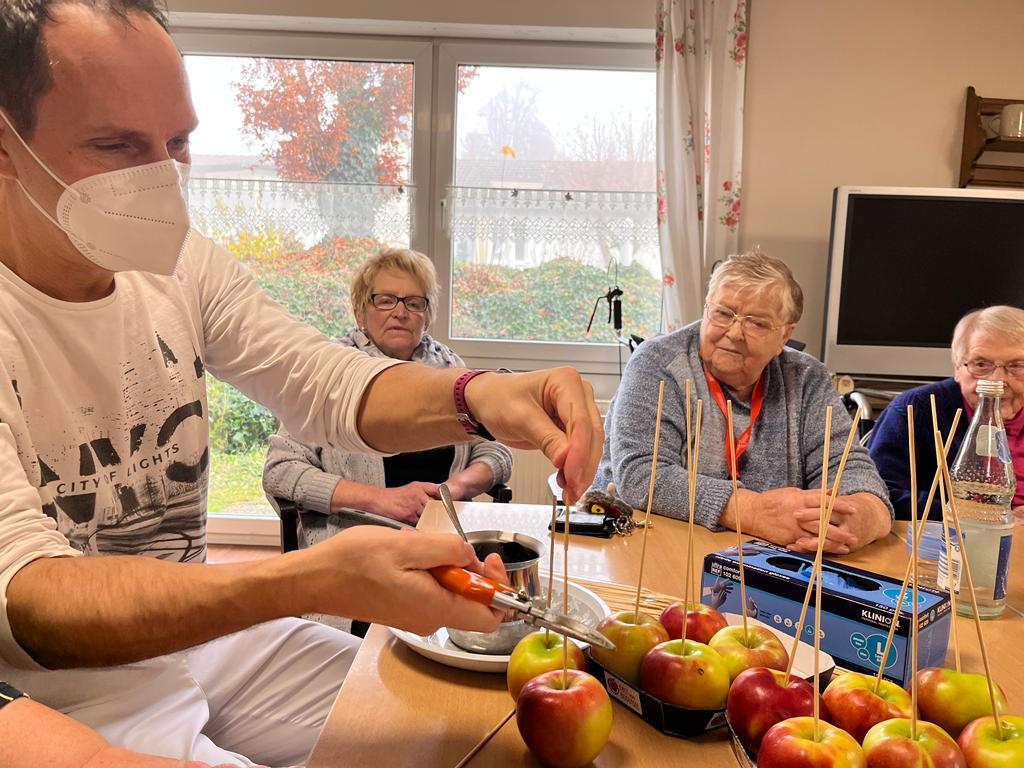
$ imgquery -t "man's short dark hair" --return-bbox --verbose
[0,0,168,137]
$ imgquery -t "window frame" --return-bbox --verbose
[431,41,655,375]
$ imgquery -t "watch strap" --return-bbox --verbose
[0,681,25,709]
[453,369,504,441]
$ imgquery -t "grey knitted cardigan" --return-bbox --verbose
[591,321,892,529]
[262,329,514,548]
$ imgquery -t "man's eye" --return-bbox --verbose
[95,143,130,151]
[749,319,773,331]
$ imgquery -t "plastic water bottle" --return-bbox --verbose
[938,379,1015,618]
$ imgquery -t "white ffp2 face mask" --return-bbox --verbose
[1,111,192,276]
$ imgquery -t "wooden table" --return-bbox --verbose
[309,503,1024,767]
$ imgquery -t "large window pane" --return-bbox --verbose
[449,66,659,346]
[184,54,414,516]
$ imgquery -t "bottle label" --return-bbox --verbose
[937,525,963,592]
[994,532,1012,601]
[974,425,1004,459]
[996,431,1011,464]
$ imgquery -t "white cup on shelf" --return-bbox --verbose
[991,103,1024,140]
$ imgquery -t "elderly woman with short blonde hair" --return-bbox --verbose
[592,249,893,554]
[263,247,513,532]
[870,304,1024,521]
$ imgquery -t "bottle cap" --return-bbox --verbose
[976,379,1005,397]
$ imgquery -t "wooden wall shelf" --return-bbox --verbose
[958,86,1024,188]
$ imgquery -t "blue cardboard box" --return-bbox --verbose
[700,541,951,687]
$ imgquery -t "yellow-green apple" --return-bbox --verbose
[758,716,866,768]
[707,624,789,681]
[660,601,728,644]
[638,638,730,709]
[507,630,586,700]
[822,671,913,743]
[516,668,613,768]
[862,718,966,767]
[957,714,1024,768]
[727,666,822,753]
[590,610,669,686]
[916,668,1009,740]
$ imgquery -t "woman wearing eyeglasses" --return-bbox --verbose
[263,247,513,536]
[592,249,893,555]
[870,305,1024,522]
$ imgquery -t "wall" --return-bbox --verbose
[741,0,1024,357]
[166,0,652,35]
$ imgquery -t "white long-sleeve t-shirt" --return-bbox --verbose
[0,231,397,673]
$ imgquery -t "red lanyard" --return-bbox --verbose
[702,365,765,478]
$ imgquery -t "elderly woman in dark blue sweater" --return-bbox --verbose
[869,305,1024,521]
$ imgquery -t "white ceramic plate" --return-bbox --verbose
[388,577,610,674]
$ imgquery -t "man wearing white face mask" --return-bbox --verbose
[0,2,604,766]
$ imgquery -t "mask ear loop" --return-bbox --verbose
[0,110,78,196]
[0,110,83,233]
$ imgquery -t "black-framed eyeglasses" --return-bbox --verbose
[369,293,430,313]
[704,303,784,338]
[961,359,1024,379]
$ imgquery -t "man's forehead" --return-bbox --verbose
[41,6,185,107]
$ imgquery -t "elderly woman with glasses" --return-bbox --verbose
[263,248,513,533]
[591,249,892,554]
[870,305,1024,522]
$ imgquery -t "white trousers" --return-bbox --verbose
[59,618,358,766]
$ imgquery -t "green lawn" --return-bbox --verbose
[207,447,273,514]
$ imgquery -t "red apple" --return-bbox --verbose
[957,714,1024,768]
[506,630,586,700]
[589,610,669,686]
[758,716,866,768]
[708,624,789,681]
[727,666,822,754]
[638,638,730,709]
[916,668,1009,740]
[516,668,613,768]
[862,718,966,767]
[822,671,913,743]
[660,600,728,644]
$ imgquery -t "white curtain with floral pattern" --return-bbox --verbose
[656,0,748,331]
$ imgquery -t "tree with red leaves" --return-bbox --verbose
[234,59,413,184]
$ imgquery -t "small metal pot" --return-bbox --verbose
[447,529,543,654]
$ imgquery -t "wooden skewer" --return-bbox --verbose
[633,380,666,619]
[908,406,919,741]
[561,404,574,683]
[930,398,962,672]
[725,400,748,640]
[872,410,961,694]
[546,495,557,644]
[935,427,1004,741]
[682,380,692,646]
[688,404,702,607]
[785,408,861,679]
[452,706,516,768]
[812,405,832,744]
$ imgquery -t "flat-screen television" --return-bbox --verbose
[823,185,1024,379]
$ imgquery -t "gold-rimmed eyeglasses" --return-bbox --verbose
[961,359,1024,379]
[704,304,784,338]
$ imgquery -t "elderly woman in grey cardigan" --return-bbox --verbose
[263,248,513,546]
[592,250,892,555]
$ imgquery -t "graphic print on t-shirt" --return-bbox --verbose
[28,331,210,562]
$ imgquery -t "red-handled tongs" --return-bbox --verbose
[430,565,615,650]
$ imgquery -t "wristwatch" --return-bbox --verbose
[453,369,508,441]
